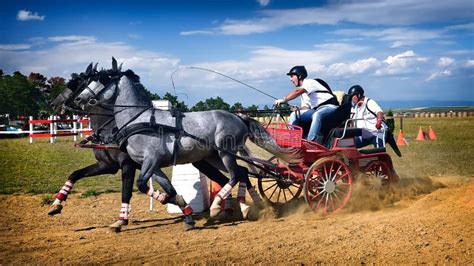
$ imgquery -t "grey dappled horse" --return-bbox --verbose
[73,60,301,229]
[49,65,245,231]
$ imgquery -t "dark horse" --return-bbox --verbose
[73,59,302,229]
[49,68,139,232]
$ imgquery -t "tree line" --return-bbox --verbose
[0,70,286,119]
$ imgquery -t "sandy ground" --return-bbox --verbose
[0,176,473,264]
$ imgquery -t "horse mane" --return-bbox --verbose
[120,69,150,101]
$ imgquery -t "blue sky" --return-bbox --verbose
[1,0,473,107]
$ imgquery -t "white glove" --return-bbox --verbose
[274,98,286,106]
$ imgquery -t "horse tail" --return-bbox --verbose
[238,115,303,163]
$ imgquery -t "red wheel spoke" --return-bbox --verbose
[324,193,329,213]
[332,190,343,205]
[332,164,343,181]
[329,161,335,178]
[335,172,349,181]
[311,189,323,202]
[329,194,336,212]
[323,164,329,181]
[311,176,324,186]
[336,182,351,187]
[316,193,325,209]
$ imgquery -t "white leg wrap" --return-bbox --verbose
[240,202,251,219]
[53,198,62,205]
[216,183,233,200]
[56,180,74,201]
[119,203,129,220]
[210,195,224,217]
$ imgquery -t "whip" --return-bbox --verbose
[170,66,278,100]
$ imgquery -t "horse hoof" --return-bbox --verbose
[109,225,122,233]
[109,220,128,233]
[184,223,195,231]
[215,211,233,222]
[48,204,63,216]
[183,215,195,231]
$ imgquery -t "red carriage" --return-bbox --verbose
[253,121,399,214]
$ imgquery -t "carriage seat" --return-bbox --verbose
[331,128,362,138]
[323,127,362,149]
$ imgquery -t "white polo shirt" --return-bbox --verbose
[300,79,333,109]
[351,97,387,138]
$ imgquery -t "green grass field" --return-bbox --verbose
[0,117,473,195]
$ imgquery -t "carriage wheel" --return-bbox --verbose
[365,161,394,187]
[257,156,303,206]
[304,157,352,213]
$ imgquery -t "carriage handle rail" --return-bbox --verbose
[339,118,386,148]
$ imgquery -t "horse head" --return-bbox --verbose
[73,58,125,108]
[51,63,101,114]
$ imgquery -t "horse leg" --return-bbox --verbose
[109,160,136,232]
[209,151,241,218]
[48,162,118,215]
[135,158,195,231]
[238,147,264,206]
[193,160,234,220]
[151,169,196,231]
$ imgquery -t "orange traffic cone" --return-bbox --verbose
[209,181,221,203]
[428,126,437,140]
[396,129,408,146]
[415,127,426,141]
[209,181,225,209]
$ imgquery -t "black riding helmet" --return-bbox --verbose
[348,85,364,98]
[286,66,308,80]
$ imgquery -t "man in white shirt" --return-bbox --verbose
[274,66,338,143]
[348,85,387,148]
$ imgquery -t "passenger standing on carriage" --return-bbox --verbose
[348,85,387,148]
[274,66,338,143]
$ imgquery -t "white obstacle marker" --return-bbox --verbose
[167,163,210,214]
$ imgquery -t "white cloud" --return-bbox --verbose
[445,22,474,31]
[17,10,45,21]
[128,34,142,39]
[0,44,31,51]
[327,57,380,76]
[257,0,270,7]
[465,60,474,67]
[180,30,215,36]
[438,57,455,67]
[335,27,443,48]
[384,50,416,64]
[375,50,427,76]
[48,35,96,43]
[426,70,452,81]
[0,37,180,94]
[184,0,473,35]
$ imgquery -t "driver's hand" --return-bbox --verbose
[375,119,382,129]
[274,98,286,106]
